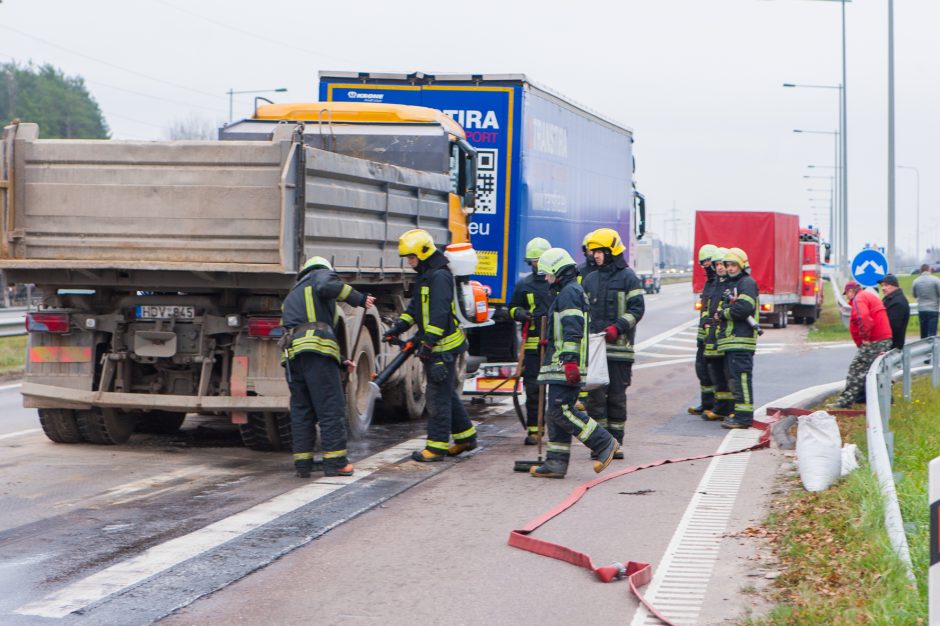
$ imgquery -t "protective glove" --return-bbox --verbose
[429,360,448,383]
[604,325,619,343]
[563,361,581,385]
[492,308,511,322]
[416,342,434,362]
[512,308,533,323]
[538,338,549,348]
[382,320,408,343]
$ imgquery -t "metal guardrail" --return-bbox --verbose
[865,335,939,582]
[0,307,27,337]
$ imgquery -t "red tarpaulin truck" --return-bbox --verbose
[693,211,824,328]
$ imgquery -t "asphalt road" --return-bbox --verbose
[0,283,858,625]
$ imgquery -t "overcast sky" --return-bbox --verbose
[2,0,937,265]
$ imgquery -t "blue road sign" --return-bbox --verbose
[851,249,888,286]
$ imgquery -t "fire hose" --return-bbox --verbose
[507,411,784,625]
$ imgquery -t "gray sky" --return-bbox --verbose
[2,0,937,265]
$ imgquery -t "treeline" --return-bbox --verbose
[1,62,109,139]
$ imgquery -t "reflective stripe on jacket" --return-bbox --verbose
[716,272,760,353]
[582,255,645,362]
[398,251,467,354]
[281,268,366,362]
[538,270,589,385]
[508,271,552,351]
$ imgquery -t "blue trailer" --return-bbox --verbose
[319,72,646,364]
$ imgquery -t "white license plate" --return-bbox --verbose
[135,305,195,320]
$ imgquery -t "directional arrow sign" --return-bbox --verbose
[851,249,888,287]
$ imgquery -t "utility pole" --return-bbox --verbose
[886,0,896,270]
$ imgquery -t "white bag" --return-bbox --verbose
[583,332,610,390]
[840,443,860,477]
[796,411,843,492]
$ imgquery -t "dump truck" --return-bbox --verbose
[319,72,646,395]
[0,101,483,449]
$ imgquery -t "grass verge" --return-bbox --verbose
[0,335,26,374]
[752,378,940,624]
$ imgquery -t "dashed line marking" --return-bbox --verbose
[0,428,40,441]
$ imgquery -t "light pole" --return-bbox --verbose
[227,87,288,123]
[898,165,920,263]
[805,175,835,242]
[795,130,839,262]
[887,0,896,269]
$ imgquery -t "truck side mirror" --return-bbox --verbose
[634,191,646,240]
[458,138,477,211]
[824,242,832,264]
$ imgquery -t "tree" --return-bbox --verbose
[165,113,218,140]
[0,61,109,139]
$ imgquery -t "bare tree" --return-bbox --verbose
[165,113,219,140]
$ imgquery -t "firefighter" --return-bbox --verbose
[688,244,718,416]
[530,247,619,479]
[703,248,734,420]
[507,237,553,445]
[713,247,759,429]
[282,256,375,478]
[582,228,645,456]
[578,231,598,282]
[383,229,477,462]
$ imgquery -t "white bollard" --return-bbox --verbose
[930,457,940,624]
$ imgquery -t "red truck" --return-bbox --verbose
[693,211,825,328]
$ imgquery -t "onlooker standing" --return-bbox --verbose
[828,281,893,409]
[878,274,910,350]
[912,264,940,338]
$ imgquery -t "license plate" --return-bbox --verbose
[135,305,195,320]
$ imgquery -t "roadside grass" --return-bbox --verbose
[0,335,26,373]
[753,378,940,624]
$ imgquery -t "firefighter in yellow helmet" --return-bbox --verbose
[282,256,375,478]
[581,227,645,457]
[702,248,734,420]
[506,237,553,444]
[383,229,477,461]
[688,244,719,416]
[578,230,598,282]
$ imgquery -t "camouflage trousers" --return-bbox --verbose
[837,338,893,406]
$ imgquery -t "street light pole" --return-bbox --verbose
[898,165,920,263]
[887,0,896,269]
[227,87,288,123]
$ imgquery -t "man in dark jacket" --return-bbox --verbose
[879,274,910,350]
[529,247,619,479]
[282,256,374,478]
[383,229,476,462]
[582,228,645,456]
[506,237,553,444]
[703,248,734,420]
[714,247,760,429]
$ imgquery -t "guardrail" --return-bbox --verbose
[0,308,26,337]
[865,335,939,582]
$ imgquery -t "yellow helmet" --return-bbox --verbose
[698,244,718,262]
[724,247,749,270]
[581,231,595,251]
[712,247,729,262]
[524,237,552,261]
[584,227,626,256]
[398,229,436,261]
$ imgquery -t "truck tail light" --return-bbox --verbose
[694,301,703,311]
[760,303,773,312]
[802,271,818,295]
[26,312,70,333]
[248,317,283,338]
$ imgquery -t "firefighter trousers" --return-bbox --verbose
[288,352,348,471]
[723,350,754,425]
[424,352,477,455]
[586,359,632,444]
[544,384,616,467]
[705,355,734,416]
[522,351,543,435]
[694,340,715,410]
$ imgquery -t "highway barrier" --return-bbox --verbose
[929,456,940,624]
[0,307,27,337]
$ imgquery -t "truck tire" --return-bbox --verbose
[239,411,292,451]
[345,327,376,440]
[76,408,136,445]
[404,357,427,421]
[136,411,187,435]
[38,408,83,443]
[804,314,817,325]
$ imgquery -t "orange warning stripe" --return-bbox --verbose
[29,347,92,363]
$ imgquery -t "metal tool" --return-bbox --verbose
[361,336,416,426]
[513,316,548,472]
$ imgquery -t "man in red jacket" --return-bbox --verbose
[829,281,894,408]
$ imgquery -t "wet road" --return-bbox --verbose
[0,283,858,624]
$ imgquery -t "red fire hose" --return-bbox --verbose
[508,412,785,625]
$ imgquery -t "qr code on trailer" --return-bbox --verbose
[474,149,498,215]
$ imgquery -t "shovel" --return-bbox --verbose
[361,337,416,426]
[514,317,547,472]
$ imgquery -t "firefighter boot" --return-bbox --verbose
[411,449,445,463]
[593,437,619,474]
[524,434,539,446]
[529,458,568,479]
[687,405,706,416]
[324,463,354,477]
[702,409,730,422]
[294,460,313,479]
[447,438,478,457]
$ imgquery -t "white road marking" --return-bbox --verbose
[634,319,698,353]
[633,358,697,370]
[0,428,40,441]
[0,382,23,392]
[14,437,427,619]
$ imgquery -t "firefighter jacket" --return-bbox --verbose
[508,270,552,352]
[537,267,588,385]
[715,271,760,352]
[399,251,467,354]
[281,267,367,363]
[582,254,645,362]
[704,275,727,357]
[697,266,718,341]
[576,259,597,285]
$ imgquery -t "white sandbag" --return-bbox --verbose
[583,332,610,390]
[840,443,860,477]
[796,411,843,492]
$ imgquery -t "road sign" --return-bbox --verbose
[851,249,888,287]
